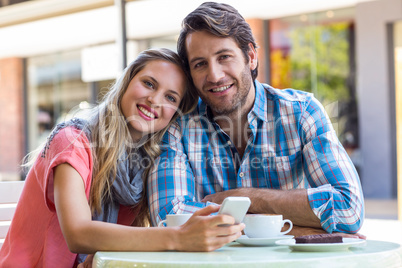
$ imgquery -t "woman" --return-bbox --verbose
[0,48,244,268]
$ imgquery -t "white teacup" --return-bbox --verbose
[243,214,293,238]
[158,214,192,227]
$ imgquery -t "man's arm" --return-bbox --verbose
[202,187,366,238]
[300,97,364,234]
[204,95,364,234]
[202,188,321,228]
[147,122,210,226]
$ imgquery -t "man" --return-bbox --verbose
[147,2,364,236]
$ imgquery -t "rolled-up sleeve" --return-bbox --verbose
[147,122,208,226]
[301,97,364,233]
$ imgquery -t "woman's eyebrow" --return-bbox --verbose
[147,76,158,85]
[167,89,182,98]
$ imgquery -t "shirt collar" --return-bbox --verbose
[198,98,209,118]
[252,80,268,123]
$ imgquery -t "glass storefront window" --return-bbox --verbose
[25,37,177,152]
[269,8,360,171]
[27,50,91,151]
[0,0,30,8]
[394,21,402,218]
[149,35,177,51]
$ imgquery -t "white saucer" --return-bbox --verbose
[236,235,294,246]
[275,238,367,252]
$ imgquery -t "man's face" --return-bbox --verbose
[185,31,257,117]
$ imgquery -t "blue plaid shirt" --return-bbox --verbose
[148,80,364,233]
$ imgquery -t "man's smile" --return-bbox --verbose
[209,84,233,94]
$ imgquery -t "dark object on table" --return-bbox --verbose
[295,234,343,244]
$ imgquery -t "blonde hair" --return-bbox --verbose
[23,48,198,226]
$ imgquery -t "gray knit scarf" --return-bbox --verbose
[43,118,145,263]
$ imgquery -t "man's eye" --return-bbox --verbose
[194,62,206,69]
[220,55,230,60]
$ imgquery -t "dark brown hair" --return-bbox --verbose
[177,2,258,80]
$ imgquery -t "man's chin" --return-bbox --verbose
[208,104,238,117]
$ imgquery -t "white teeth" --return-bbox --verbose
[138,106,155,118]
[211,85,230,92]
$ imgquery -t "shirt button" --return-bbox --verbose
[227,141,232,145]
[239,172,244,178]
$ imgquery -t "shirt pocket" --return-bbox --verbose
[263,154,300,189]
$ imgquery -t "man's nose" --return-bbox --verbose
[206,62,224,83]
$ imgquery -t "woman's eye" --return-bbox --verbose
[144,81,154,88]
[166,95,177,103]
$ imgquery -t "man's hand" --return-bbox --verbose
[202,188,321,228]
[288,225,366,239]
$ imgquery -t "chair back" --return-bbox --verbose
[0,181,24,249]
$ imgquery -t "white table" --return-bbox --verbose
[93,240,402,268]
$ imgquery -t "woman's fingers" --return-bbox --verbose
[192,205,220,216]
[189,205,245,232]
[188,205,236,227]
[203,231,243,251]
[215,223,245,237]
[194,215,245,238]
[77,254,94,268]
[176,208,246,252]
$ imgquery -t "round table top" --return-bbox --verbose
[93,240,402,268]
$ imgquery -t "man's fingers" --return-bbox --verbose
[355,233,366,240]
[336,232,366,240]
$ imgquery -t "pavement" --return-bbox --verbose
[361,199,401,245]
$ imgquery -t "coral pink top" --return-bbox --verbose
[0,127,137,268]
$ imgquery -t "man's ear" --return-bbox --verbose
[248,43,258,70]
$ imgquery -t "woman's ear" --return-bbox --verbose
[248,43,258,71]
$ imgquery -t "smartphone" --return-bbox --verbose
[218,196,251,224]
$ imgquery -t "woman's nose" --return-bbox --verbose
[147,93,161,107]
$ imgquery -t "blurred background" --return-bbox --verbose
[0,0,400,224]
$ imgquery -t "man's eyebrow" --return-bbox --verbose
[189,56,204,65]
[189,48,235,65]
[215,48,234,55]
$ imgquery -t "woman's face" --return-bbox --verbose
[121,60,186,141]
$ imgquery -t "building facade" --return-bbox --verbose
[0,0,401,210]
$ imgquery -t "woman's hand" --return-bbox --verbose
[77,255,94,268]
[173,205,245,252]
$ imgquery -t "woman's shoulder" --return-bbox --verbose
[42,122,92,159]
[53,126,89,144]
